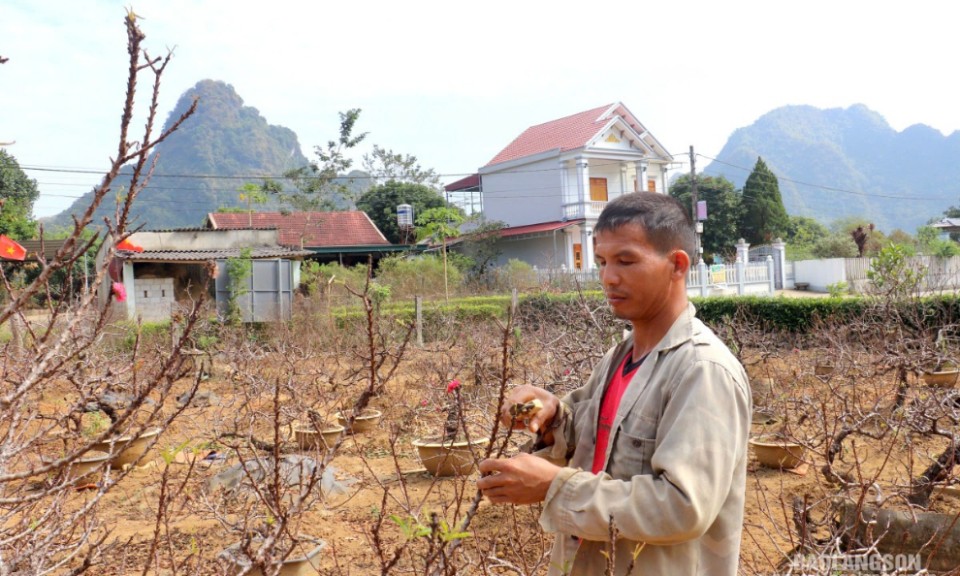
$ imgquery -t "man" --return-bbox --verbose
[477,192,750,575]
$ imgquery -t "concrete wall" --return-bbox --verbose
[793,258,846,292]
[481,156,560,226]
[133,277,174,322]
[492,234,568,269]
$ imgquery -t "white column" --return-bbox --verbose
[576,157,590,208]
[736,238,750,264]
[122,260,136,320]
[619,164,628,195]
[585,227,596,270]
[772,237,787,289]
[559,160,569,212]
[662,164,669,195]
[634,160,647,193]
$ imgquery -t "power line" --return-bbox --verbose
[697,153,953,202]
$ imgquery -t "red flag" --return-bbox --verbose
[0,235,26,261]
[116,238,144,253]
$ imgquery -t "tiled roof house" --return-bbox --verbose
[447,102,674,271]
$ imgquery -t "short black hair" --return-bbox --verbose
[594,192,696,259]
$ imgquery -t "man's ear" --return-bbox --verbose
[671,250,691,277]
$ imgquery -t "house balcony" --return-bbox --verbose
[562,200,606,220]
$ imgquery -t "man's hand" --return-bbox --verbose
[476,453,560,504]
[501,385,560,435]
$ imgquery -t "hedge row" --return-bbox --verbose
[329,292,960,335]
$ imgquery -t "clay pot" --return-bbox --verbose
[219,538,325,576]
[749,436,806,469]
[921,369,959,387]
[44,450,112,482]
[335,409,382,434]
[814,364,835,377]
[412,437,490,477]
[91,427,162,469]
[294,425,344,451]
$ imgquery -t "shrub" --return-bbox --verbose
[376,254,461,299]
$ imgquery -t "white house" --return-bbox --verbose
[447,102,674,270]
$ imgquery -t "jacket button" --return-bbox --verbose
[632,439,642,448]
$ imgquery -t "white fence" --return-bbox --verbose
[534,258,776,297]
[793,255,960,294]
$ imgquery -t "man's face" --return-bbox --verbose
[593,224,678,323]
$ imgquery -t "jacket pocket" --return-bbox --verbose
[608,431,656,479]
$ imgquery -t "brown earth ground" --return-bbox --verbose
[31,344,960,575]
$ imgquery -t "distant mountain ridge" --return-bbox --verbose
[48,80,310,229]
[703,104,960,233]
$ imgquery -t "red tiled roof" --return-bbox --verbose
[486,104,616,167]
[207,212,390,248]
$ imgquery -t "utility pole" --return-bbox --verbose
[689,145,700,264]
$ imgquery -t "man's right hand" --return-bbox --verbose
[501,385,560,438]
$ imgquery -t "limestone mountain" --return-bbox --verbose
[48,80,310,229]
[702,104,960,234]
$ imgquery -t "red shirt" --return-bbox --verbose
[591,353,643,474]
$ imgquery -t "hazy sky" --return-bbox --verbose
[3,0,959,219]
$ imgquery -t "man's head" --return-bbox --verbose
[594,192,696,261]
[592,193,694,327]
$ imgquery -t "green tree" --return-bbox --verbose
[938,202,960,242]
[738,157,789,245]
[361,145,440,187]
[0,150,39,238]
[783,216,829,260]
[669,174,742,259]
[356,181,448,244]
[455,217,507,281]
[281,109,368,211]
[916,225,960,257]
[416,207,465,302]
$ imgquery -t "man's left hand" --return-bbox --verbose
[477,453,561,504]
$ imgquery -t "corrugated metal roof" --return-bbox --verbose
[499,219,584,238]
[126,247,311,262]
[19,239,70,261]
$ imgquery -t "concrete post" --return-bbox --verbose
[698,260,709,297]
[415,296,423,347]
[737,259,746,295]
[772,237,787,289]
[736,238,750,266]
[767,255,776,295]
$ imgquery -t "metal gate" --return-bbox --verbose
[748,245,782,289]
[215,259,294,322]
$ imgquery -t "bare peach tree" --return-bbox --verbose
[0,13,202,575]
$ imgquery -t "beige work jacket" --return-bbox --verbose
[535,304,751,575]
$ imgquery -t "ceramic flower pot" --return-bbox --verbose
[219,538,325,576]
[412,437,490,477]
[294,424,344,451]
[749,436,806,469]
[92,427,162,469]
[921,368,959,387]
[814,364,835,377]
[44,450,112,482]
[335,409,382,434]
